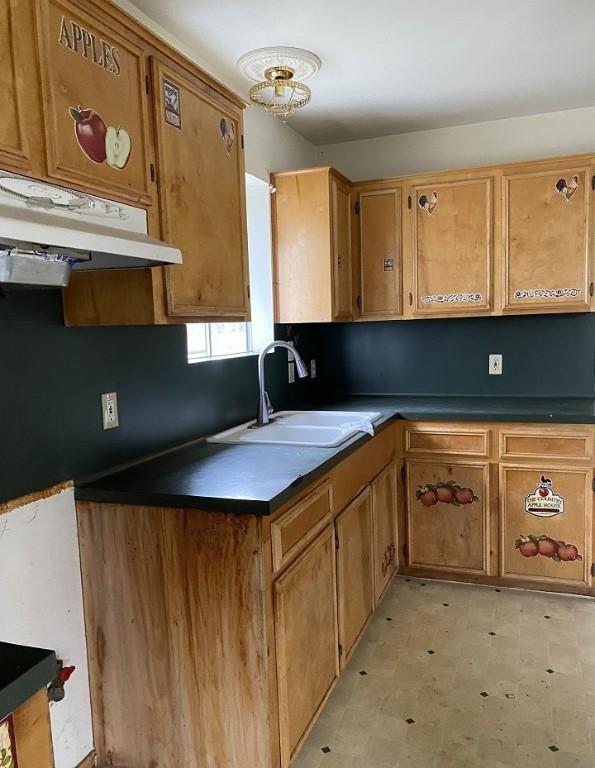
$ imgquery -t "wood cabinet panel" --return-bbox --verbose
[405,427,490,458]
[503,166,591,312]
[336,488,374,666]
[152,59,249,318]
[359,189,402,318]
[271,480,333,574]
[0,1,40,173]
[332,175,353,320]
[410,177,492,315]
[405,459,490,574]
[11,688,55,768]
[371,462,398,603]
[500,428,593,463]
[35,0,152,203]
[274,525,339,767]
[500,465,592,587]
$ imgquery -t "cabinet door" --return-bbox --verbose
[372,463,398,603]
[35,0,152,203]
[331,175,353,320]
[503,166,591,312]
[0,1,40,174]
[335,488,374,666]
[152,59,249,319]
[405,460,490,575]
[274,525,339,768]
[359,189,402,318]
[500,465,592,588]
[410,177,492,315]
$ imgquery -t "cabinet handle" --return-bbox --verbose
[590,282,594,297]
[408,292,413,306]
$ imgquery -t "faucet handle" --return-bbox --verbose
[264,391,273,415]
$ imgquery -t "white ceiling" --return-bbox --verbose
[130,0,595,146]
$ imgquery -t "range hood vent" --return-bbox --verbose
[0,172,182,287]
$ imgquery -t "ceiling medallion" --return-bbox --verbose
[237,47,321,121]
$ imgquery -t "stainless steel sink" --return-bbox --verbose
[207,410,381,448]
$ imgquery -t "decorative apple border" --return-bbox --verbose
[416,480,478,507]
[515,534,582,562]
[69,106,131,170]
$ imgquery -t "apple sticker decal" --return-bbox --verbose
[105,126,131,169]
[69,106,107,164]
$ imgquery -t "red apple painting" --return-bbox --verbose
[416,480,478,507]
[515,534,582,563]
[68,106,131,169]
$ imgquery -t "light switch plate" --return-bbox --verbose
[489,354,503,375]
[101,392,119,429]
[310,359,317,379]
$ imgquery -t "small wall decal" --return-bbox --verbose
[524,475,564,518]
[513,288,581,300]
[69,106,131,169]
[421,292,483,305]
[383,258,394,272]
[0,715,17,768]
[416,480,478,507]
[163,80,181,129]
[555,175,579,202]
[515,534,582,562]
[418,191,438,215]
[220,118,235,155]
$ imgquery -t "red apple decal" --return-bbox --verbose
[455,488,474,505]
[537,537,558,558]
[515,534,581,562]
[69,106,107,164]
[420,490,438,507]
[558,543,581,562]
[416,480,478,507]
[538,488,550,498]
[436,486,455,504]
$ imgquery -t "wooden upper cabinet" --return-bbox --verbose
[409,176,493,316]
[335,488,374,666]
[273,167,352,323]
[35,0,152,204]
[358,188,402,319]
[502,164,592,313]
[151,58,249,319]
[371,462,398,603]
[0,1,42,174]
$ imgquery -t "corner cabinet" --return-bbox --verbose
[272,167,353,323]
[35,0,153,204]
[502,162,593,313]
[356,187,403,319]
[406,175,493,317]
[151,58,249,319]
[371,461,399,601]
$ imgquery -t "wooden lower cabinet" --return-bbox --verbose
[405,459,490,575]
[371,462,398,602]
[335,487,374,667]
[274,524,339,768]
[500,465,592,589]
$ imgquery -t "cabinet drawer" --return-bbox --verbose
[500,429,593,462]
[405,427,489,457]
[272,481,333,573]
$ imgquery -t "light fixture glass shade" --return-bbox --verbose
[249,67,311,119]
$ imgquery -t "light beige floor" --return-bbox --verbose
[294,577,595,768]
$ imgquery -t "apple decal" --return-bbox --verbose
[69,106,107,164]
[105,126,131,169]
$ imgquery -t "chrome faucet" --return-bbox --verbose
[257,341,309,426]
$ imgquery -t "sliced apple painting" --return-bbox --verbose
[69,106,131,170]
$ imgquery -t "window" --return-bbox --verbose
[187,174,274,362]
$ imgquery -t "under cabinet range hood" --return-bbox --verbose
[0,172,182,287]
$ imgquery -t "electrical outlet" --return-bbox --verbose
[288,361,295,384]
[101,392,119,429]
[310,359,317,379]
[489,354,503,375]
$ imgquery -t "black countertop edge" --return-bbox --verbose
[0,642,58,722]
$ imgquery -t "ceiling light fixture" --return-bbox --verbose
[237,47,321,121]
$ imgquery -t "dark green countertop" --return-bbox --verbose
[0,642,58,721]
[75,396,595,516]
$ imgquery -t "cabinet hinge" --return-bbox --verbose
[400,464,406,482]
[241,135,244,149]
[150,163,156,183]
[338,643,343,658]
[145,75,150,95]
[408,195,412,209]
[356,295,361,310]
[408,291,413,306]
[335,533,340,550]
[355,200,360,215]
[246,284,250,299]
[403,544,408,558]
[590,282,594,297]
[592,175,595,191]
[592,478,595,492]
[591,563,595,578]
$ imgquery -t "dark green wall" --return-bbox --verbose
[304,313,595,398]
[0,290,316,503]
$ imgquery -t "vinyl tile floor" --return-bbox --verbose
[294,577,595,768]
